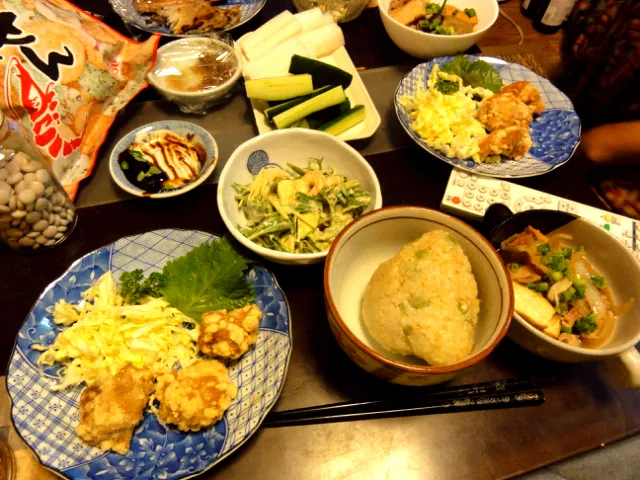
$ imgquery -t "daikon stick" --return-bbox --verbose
[244,39,315,80]
[299,23,345,58]
[241,11,296,59]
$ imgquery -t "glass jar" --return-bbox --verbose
[0,112,77,252]
[292,0,370,23]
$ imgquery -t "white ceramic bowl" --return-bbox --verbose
[109,120,218,198]
[147,38,242,113]
[324,206,513,386]
[217,129,383,265]
[378,0,499,59]
[489,211,640,388]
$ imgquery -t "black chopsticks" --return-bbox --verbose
[263,376,551,428]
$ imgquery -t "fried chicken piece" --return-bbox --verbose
[500,81,545,116]
[198,304,262,360]
[76,367,154,454]
[154,360,237,432]
[477,93,533,132]
[134,0,240,34]
[479,126,533,160]
[134,0,226,13]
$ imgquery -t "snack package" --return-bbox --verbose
[0,0,159,199]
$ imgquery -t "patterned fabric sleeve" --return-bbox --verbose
[559,0,640,129]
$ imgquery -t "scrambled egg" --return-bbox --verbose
[399,65,493,163]
[37,272,200,390]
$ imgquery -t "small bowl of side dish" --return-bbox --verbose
[487,205,640,388]
[148,38,242,114]
[217,128,382,265]
[109,120,218,198]
[378,0,499,59]
[324,206,513,386]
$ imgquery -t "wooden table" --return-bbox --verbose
[2,2,639,480]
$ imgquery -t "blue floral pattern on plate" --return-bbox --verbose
[394,56,581,178]
[7,229,292,480]
[109,0,266,35]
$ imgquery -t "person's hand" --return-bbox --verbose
[581,121,640,165]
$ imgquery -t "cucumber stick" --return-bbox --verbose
[273,86,345,129]
[245,74,313,101]
[318,105,365,136]
[264,86,332,122]
[305,99,351,129]
[289,55,353,89]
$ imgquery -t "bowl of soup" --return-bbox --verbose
[378,0,499,59]
[148,38,242,114]
[486,205,640,388]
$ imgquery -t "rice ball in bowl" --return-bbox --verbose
[324,206,513,386]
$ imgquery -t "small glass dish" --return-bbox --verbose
[292,0,370,23]
[147,37,242,114]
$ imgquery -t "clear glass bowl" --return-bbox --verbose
[292,0,370,23]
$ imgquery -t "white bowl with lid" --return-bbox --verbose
[147,38,242,113]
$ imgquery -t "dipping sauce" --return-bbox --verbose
[118,130,207,193]
[152,44,238,93]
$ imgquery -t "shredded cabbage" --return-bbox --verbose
[399,65,493,163]
[36,272,200,390]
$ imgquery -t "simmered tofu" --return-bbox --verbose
[543,314,561,339]
[512,282,556,330]
[389,0,426,26]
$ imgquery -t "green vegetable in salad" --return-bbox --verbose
[435,77,460,94]
[233,159,371,254]
[590,275,608,290]
[118,238,255,320]
[573,312,598,335]
[439,55,504,94]
[464,8,476,18]
[119,269,164,304]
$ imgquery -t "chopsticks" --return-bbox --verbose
[263,376,551,428]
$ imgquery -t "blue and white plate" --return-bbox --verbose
[109,120,218,199]
[109,0,266,36]
[395,56,581,178]
[6,229,292,480]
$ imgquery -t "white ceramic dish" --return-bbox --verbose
[148,38,242,114]
[238,43,381,141]
[489,212,640,388]
[324,206,513,386]
[110,120,218,199]
[217,129,383,265]
[378,0,499,59]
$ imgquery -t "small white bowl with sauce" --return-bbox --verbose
[109,120,218,198]
[148,38,242,114]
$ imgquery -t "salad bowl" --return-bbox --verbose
[218,129,383,265]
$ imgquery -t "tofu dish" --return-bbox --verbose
[390,0,478,35]
[501,226,633,348]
